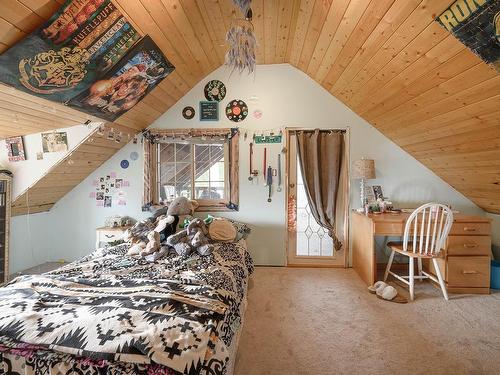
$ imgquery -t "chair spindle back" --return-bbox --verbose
[403,203,454,256]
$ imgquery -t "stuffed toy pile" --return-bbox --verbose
[166,218,213,257]
[125,196,199,257]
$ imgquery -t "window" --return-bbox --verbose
[158,141,228,203]
[144,128,239,211]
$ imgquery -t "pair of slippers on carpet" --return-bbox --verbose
[368,281,407,303]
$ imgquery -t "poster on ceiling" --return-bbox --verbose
[0,0,141,102]
[436,0,500,72]
[0,0,174,121]
[68,36,175,121]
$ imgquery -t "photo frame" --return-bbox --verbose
[372,185,384,200]
[41,132,68,153]
[5,136,26,162]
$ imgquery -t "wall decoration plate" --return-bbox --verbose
[120,159,129,169]
[204,80,226,101]
[226,99,248,122]
[130,151,139,161]
[182,106,195,119]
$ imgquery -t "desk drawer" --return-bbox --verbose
[447,256,490,288]
[450,222,491,236]
[446,236,491,256]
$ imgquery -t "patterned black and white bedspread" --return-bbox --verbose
[0,240,253,375]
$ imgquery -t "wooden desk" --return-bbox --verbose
[352,211,491,294]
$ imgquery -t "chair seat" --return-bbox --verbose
[387,241,437,258]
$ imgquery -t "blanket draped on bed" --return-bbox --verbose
[0,241,253,375]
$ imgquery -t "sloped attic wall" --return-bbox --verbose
[9,64,485,273]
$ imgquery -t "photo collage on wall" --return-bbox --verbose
[90,171,130,207]
[0,0,174,121]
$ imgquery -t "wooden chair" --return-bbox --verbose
[384,203,454,301]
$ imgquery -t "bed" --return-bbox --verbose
[0,239,253,375]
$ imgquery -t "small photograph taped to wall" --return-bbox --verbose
[115,179,123,188]
[42,132,68,153]
[96,192,104,200]
[104,196,112,207]
[372,185,384,200]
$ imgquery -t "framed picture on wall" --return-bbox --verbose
[41,132,68,153]
[5,136,26,162]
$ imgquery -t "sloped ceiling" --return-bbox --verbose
[1,0,499,213]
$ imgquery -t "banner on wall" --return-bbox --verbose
[69,36,174,121]
[436,0,500,72]
[0,0,174,119]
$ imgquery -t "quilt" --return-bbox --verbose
[0,240,253,375]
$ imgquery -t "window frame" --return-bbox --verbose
[146,128,239,212]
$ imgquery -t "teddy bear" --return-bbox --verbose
[126,197,199,257]
[166,218,213,257]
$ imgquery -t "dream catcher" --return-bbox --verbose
[225,1,256,74]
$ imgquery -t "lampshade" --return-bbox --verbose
[353,159,375,179]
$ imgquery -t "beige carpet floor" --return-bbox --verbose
[234,267,500,375]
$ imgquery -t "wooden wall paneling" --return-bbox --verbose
[138,0,208,77]
[250,0,265,63]
[345,22,449,109]
[362,46,474,120]
[371,63,497,127]
[284,0,301,63]
[159,0,217,73]
[0,16,27,47]
[328,0,421,94]
[387,95,500,141]
[177,0,224,66]
[314,0,371,83]
[335,0,451,99]
[18,0,62,19]
[379,75,500,134]
[305,0,350,76]
[1,1,44,33]
[274,0,295,64]
[195,0,228,67]
[297,0,333,71]
[288,0,316,67]
[397,110,500,147]
[263,0,278,64]
[321,0,395,89]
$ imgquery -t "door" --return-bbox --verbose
[285,129,349,267]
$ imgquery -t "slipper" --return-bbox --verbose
[368,282,408,303]
[368,281,387,294]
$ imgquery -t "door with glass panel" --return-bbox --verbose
[286,130,348,267]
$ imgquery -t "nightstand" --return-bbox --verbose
[96,226,131,248]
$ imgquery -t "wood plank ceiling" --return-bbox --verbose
[0,0,499,214]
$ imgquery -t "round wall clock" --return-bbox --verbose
[226,99,248,122]
[204,80,226,102]
[182,106,195,119]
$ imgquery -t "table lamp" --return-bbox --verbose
[353,159,375,208]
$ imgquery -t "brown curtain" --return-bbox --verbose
[143,137,157,207]
[296,129,344,250]
[228,130,240,210]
